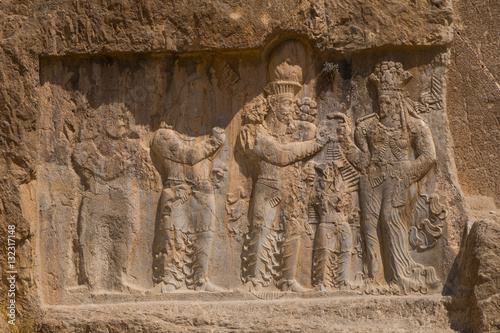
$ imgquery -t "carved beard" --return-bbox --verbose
[268,94,295,133]
[276,110,292,126]
[378,92,399,119]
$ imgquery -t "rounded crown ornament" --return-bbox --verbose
[369,61,413,94]
[265,40,308,97]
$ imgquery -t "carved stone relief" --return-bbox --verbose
[37,38,451,304]
[239,40,328,292]
[338,60,443,294]
[151,121,226,292]
[71,106,144,293]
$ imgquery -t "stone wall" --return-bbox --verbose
[0,0,498,332]
[448,0,500,207]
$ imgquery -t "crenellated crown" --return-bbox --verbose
[264,81,302,96]
[369,61,412,93]
[265,40,306,97]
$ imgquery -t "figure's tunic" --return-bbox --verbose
[239,122,323,286]
[151,128,223,288]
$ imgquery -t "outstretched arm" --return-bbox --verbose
[240,126,326,166]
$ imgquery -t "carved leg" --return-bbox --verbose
[76,195,91,289]
[191,230,222,291]
[152,188,188,292]
[79,194,126,292]
[335,221,353,289]
[358,177,383,282]
[281,235,308,292]
[189,189,222,291]
[242,183,280,289]
[312,223,332,289]
[153,222,187,291]
[380,183,439,294]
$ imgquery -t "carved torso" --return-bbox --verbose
[152,127,220,186]
[358,115,412,166]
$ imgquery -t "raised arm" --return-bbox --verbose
[152,127,224,166]
[338,123,370,172]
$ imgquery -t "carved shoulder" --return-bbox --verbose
[355,113,378,136]
[355,113,378,126]
[151,128,182,159]
[407,117,431,138]
[239,123,265,149]
[153,128,177,141]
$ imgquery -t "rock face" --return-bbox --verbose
[0,0,498,332]
[448,0,500,207]
[447,219,500,332]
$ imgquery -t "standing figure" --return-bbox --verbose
[338,61,439,294]
[151,78,226,292]
[239,40,328,292]
[310,161,354,291]
[73,109,141,293]
[308,113,360,291]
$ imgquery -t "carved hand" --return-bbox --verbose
[315,130,330,146]
[212,127,226,145]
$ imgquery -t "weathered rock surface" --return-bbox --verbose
[448,0,500,207]
[37,295,453,333]
[0,0,497,332]
[447,219,500,332]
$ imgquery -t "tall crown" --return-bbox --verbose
[265,40,307,96]
[369,61,412,93]
[264,81,302,96]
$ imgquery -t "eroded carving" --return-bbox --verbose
[240,40,328,292]
[37,33,456,309]
[226,186,250,237]
[72,107,142,293]
[338,61,441,294]
[150,81,226,292]
[309,115,359,291]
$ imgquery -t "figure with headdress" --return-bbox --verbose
[239,40,329,292]
[338,61,439,294]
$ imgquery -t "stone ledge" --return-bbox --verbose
[37,295,453,332]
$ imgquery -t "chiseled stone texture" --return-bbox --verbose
[37,295,453,333]
[0,0,497,332]
[447,219,500,333]
[447,0,500,207]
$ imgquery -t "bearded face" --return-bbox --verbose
[378,94,397,119]
[271,94,294,125]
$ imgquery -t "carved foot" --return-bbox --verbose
[235,281,263,293]
[313,283,331,292]
[195,281,223,292]
[122,282,144,295]
[338,281,351,291]
[281,280,310,293]
[146,282,177,294]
